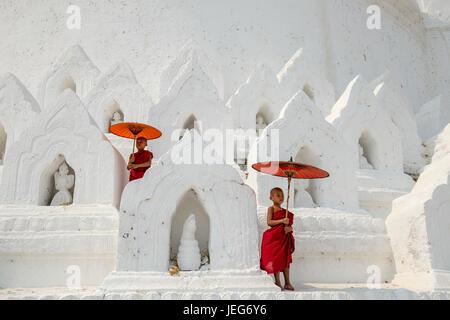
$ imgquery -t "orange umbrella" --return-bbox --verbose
[109,122,162,154]
[252,157,329,219]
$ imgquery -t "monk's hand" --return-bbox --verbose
[129,154,135,163]
[282,217,290,225]
[284,226,293,233]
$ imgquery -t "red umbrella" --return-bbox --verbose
[109,122,162,154]
[252,157,329,218]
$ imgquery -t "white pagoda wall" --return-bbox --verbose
[0,0,445,115]
[0,0,449,292]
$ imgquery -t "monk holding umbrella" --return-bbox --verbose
[110,122,162,182]
[252,157,329,290]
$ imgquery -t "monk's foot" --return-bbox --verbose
[274,282,284,290]
[284,283,295,291]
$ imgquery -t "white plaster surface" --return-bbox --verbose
[115,137,260,272]
[257,206,395,284]
[416,95,445,141]
[386,124,450,291]
[369,71,427,175]
[327,75,404,172]
[84,60,153,133]
[39,45,100,110]
[1,1,443,112]
[0,0,449,298]
[0,90,127,207]
[147,52,232,159]
[2,283,449,300]
[326,75,415,218]
[0,204,119,288]
[431,123,450,163]
[247,90,359,209]
[0,73,41,159]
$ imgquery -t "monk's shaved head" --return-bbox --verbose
[270,187,283,197]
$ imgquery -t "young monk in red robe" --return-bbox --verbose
[260,187,295,291]
[127,137,153,181]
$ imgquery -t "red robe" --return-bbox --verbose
[260,209,295,274]
[129,149,153,182]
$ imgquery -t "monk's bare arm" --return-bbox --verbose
[127,160,133,170]
[132,159,151,169]
[127,154,134,170]
[267,207,289,226]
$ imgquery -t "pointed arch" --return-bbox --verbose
[116,150,259,272]
[104,99,124,133]
[59,75,76,94]
[38,154,76,206]
[358,131,377,169]
[0,90,127,207]
[247,91,358,208]
[85,60,152,133]
[255,105,273,135]
[327,75,404,172]
[0,73,41,162]
[40,45,100,109]
[294,145,321,206]
[169,188,210,265]
[302,84,315,102]
[148,62,232,158]
[179,114,201,140]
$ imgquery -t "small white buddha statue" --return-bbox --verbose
[177,214,201,271]
[256,114,267,136]
[50,162,75,206]
[294,180,315,208]
[110,111,123,127]
[359,145,373,169]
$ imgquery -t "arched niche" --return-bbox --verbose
[247,90,359,209]
[358,132,376,169]
[294,179,315,208]
[116,150,259,272]
[38,154,76,206]
[302,84,315,102]
[59,75,76,94]
[179,114,200,140]
[104,99,124,133]
[294,145,322,207]
[170,189,210,268]
[0,122,6,165]
[327,75,404,173]
[358,131,379,170]
[255,104,274,132]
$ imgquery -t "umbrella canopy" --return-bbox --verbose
[252,157,329,219]
[252,160,329,179]
[109,122,162,140]
[109,122,162,154]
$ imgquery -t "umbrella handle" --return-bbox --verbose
[132,135,136,158]
[285,176,292,219]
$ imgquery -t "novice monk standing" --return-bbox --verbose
[127,137,153,181]
[260,187,295,291]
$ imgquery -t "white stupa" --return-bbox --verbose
[177,214,201,271]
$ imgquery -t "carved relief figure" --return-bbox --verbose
[110,111,123,127]
[50,162,74,206]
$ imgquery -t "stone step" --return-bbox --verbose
[1,285,449,300]
[257,206,387,233]
[0,205,119,232]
